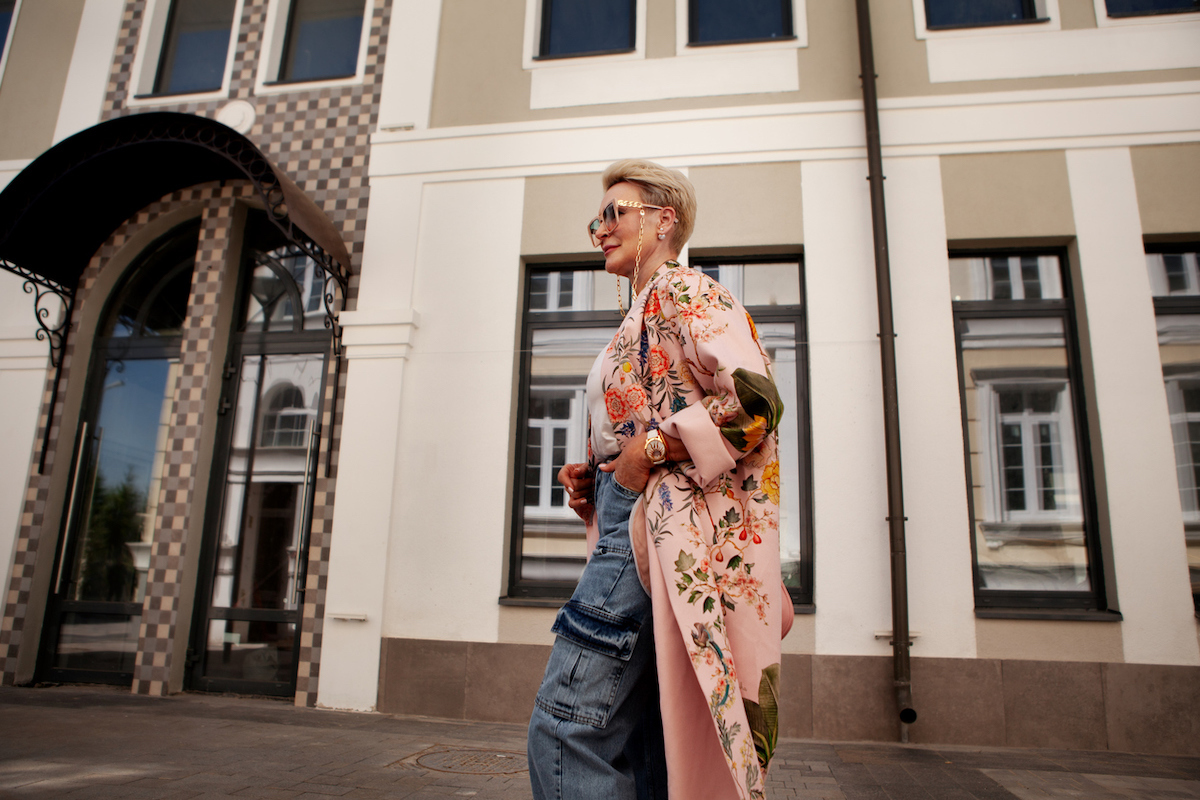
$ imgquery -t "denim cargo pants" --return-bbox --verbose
[527,469,668,800]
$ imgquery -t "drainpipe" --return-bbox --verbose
[853,0,918,740]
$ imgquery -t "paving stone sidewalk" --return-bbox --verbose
[1,685,1198,799]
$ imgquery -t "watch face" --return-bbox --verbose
[645,433,667,464]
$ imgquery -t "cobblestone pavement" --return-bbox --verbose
[1,686,1198,799]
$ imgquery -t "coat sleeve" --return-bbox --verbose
[656,271,784,486]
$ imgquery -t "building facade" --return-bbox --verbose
[0,0,1198,754]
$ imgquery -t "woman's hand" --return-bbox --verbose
[558,462,595,524]
[598,434,654,495]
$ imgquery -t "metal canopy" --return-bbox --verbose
[0,111,351,473]
[0,111,350,287]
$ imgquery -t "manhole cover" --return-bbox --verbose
[416,749,528,774]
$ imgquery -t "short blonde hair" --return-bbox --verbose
[602,159,696,253]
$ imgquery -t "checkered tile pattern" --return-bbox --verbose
[3,0,386,702]
[130,186,244,696]
[0,184,225,687]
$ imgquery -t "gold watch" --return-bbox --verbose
[644,429,668,465]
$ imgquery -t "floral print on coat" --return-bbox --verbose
[586,263,784,800]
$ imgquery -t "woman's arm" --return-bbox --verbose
[597,430,689,494]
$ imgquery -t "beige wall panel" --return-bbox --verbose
[429,0,863,128]
[646,0,675,59]
[0,0,86,159]
[941,151,1075,241]
[431,0,532,128]
[976,618,1124,662]
[1131,143,1200,236]
[522,172,603,256]
[868,0,1198,99]
[689,162,803,249]
[1059,0,1098,29]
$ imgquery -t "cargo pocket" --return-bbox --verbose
[534,600,642,727]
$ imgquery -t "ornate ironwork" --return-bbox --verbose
[0,259,76,473]
[0,112,353,475]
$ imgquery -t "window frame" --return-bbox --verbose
[911,0,1060,39]
[535,0,637,61]
[0,0,20,86]
[1147,241,1200,616]
[685,0,796,47]
[522,0,647,71]
[951,248,1109,613]
[1101,0,1200,19]
[128,0,242,103]
[922,0,1047,30]
[506,257,814,608]
[254,0,374,95]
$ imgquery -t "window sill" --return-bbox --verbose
[975,608,1123,622]
[499,596,565,608]
[686,35,798,48]
[927,16,1049,31]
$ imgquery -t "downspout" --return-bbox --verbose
[853,0,918,740]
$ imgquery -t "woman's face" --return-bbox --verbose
[594,181,665,281]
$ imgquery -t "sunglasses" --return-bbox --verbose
[587,199,666,247]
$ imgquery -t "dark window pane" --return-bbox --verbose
[541,0,634,58]
[559,272,574,308]
[0,1,14,64]
[690,0,792,44]
[281,0,365,82]
[1165,254,1189,293]
[1021,256,1042,300]
[154,0,236,94]
[926,0,1035,27]
[1106,0,1198,15]
[529,273,548,311]
[990,257,1013,300]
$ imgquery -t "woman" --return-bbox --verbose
[527,160,788,800]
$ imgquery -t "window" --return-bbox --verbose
[688,0,793,45]
[153,0,237,95]
[924,0,1045,29]
[261,385,312,448]
[951,252,1106,610]
[278,0,367,82]
[1148,245,1200,614]
[538,0,635,59]
[0,1,14,66]
[1106,0,1199,16]
[509,259,813,606]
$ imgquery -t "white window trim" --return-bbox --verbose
[126,0,245,106]
[522,0,647,71]
[253,0,377,97]
[0,0,22,87]
[1092,0,1200,27]
[675,0,807,56]
[1147,252,1200,296]
[1165,377,1200,522]
[912,0,1061,39]
[977,379,1082,524]
[524,385,586,519]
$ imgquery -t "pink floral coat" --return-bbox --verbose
[585,264,788,800]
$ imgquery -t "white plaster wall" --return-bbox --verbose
[1066,147,1200,666]
[52,0,124,144]
[0,270,48,622]
[801,159,894,657]
[380,177,524,644]
[884,156,977,660]
[317,353,407,711]
[375,0,443,131]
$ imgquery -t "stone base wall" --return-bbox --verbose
[377,638,1200,757]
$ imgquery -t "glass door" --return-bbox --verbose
[38,221,196,685]
[190,350,323,695]
[189,210,331,696]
